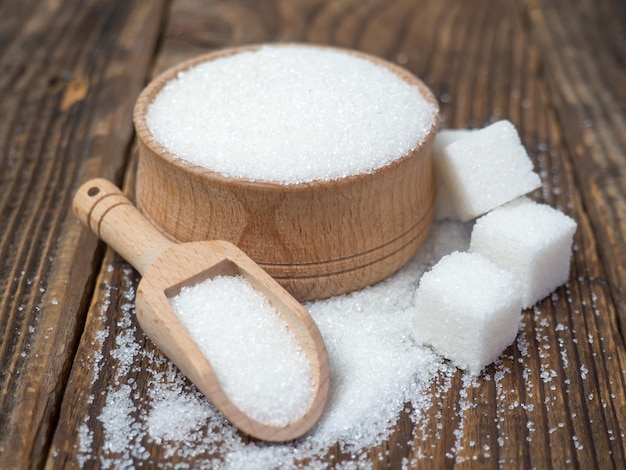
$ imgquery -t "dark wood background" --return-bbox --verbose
[1,0,625,468]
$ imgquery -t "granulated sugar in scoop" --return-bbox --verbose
[169,275,315,428]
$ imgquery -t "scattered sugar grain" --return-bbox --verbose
[76,215,587,467]
[146,44,437,183]
[77,220,481,467]
[170,275,314,427]
[580,364,588,380]
[98,384,138,455]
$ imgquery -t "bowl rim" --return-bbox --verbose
[133,42,440,191]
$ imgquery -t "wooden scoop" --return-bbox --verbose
[73,178,330,442]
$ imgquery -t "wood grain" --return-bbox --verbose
[0,0,166,468]
[72,179,176,276]
[0,0,624,468]
[519,0,626,339]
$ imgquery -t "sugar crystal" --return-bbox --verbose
[80,220,479,467]
[169,275,314,426]
[146,45,437,183]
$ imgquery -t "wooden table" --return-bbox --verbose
[1,0,625,468]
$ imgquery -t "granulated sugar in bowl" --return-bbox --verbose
[133,43,439,301]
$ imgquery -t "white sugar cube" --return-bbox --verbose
[469,197,577,308]
[439,120,541,221]
[412,251,522,375]
[432,129,476,221]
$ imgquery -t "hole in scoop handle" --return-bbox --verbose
[72,178,174,275]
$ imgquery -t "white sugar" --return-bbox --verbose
[73,203,582,466]
[169,275,314,426]
[304,281,443,450]
[79,220,479,468]
[146,45,437,183]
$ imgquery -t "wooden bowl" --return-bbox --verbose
[133,44,439,301]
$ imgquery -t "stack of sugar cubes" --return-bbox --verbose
[413,120,577,375]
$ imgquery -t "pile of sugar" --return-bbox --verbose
[77,221,476,468]
[169,275,314,426]
[76,252,600,468]
[145,45,437,183]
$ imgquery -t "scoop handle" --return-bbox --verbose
[73,178,175,275]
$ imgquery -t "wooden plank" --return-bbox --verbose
[44,0,626,468]
[0,0,166,468]
[394,0,626,466]
[519,0,626,336]
[45,247,147,469]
